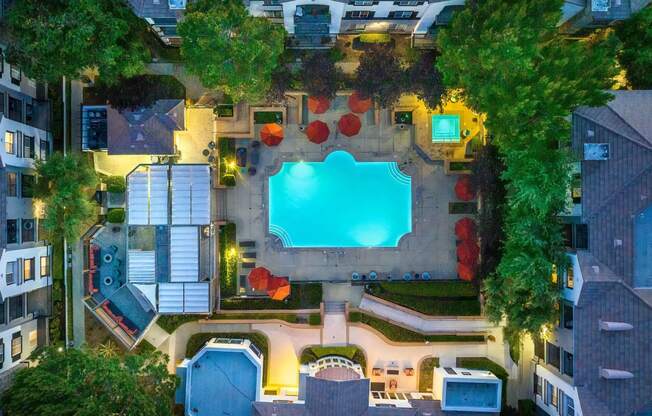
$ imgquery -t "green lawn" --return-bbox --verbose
[367,281,481,316]
[456,357,508,406]
[185,332,269,385]
[300,346,367,375]
[418,357,440,392]
[221,283,322,310]
[348,312,485,343]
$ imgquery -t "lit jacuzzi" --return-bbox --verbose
[433,367,502,413]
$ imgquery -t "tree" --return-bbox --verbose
[267,65,296,103]
[1,346,177,416]
[301,52,340,100]
[35,153,98,241]
[178,0,286,103]
[437,0,618,335]
[353,45,407,108]
[615,7,652,89]
[5,0,149,83]
[407,50,447,110]
[91,75,186,111]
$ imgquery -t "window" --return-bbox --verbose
[562,302,573,329]
[546,342,561,370]
[395,0,420,5]
[5,261,15,285]
[565,396,575,416]
[544,381,558,407]
[7,219,17,244]
[25,102,33,125]
[389,10,415,18]
[0,299,5,325]
[23,136,35,159]
[566,266,574,289]
[21,174,34,198]
[534,337,545,359]
[9,65,21,86]
[263,10,283,17]
[8,295,24,321]
[0,47,3,77]
[28,330,37,349]
[40,256,49,277]
[345,10,374,18]
[8,96,22,121]
[0,91,4,115]
[562,351,574,377]
[0,339,4,368]
[22,219,35,242]
[551,384,558,408]
[23,258,34,281]
[11,332,22,361]
[534,373,542,396]
[7,172,16,196]
[353,0,373,5]
[5,130,14,154]
[564,223,588,249]
[39,139,49,160]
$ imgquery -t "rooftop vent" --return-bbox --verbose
[592,265,600,274]
[599,320,634,331]
[592,0,610,12]
[584,143,610,160]
[614,239,622,247]
[587,129,595,138]
[444,367,457,375]
[600,368,634,379]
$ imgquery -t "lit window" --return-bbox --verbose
[28,330,37,349]
[11,332,22,361]
[551,264,558,284]
[7,172,16,196]
[566,267,574,289]
[40,256,50,277]
[5,131,14,154]
[23,258,34,281]
[565,396,575,416]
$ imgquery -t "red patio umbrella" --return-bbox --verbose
[457,240,480,265]
[455,217,477,241]
[306,120,330,144]
[267,276,290,300]
[260,123,284,146]
[348,91,372,114]
[308,96,330,114]
[338,113,361,137]
[455,175,476,201]
[248,267,272,291]
[457,262,476,281]
[270,282,291,301]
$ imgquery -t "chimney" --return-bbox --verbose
[600,368,634,380]
[599,320,634,331]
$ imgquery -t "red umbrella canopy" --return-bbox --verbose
[270,282,291,301]
[248,267,272,291]
[455,217,477,241]
[348,91,372,114]
[308,96,330,114]
[260,123,284,146]
[457,262,476,281]
[455,175,476,201]
[457,240,480,265]
[338,113,361,137]
[306,120,330,144]
[266,276,290,299]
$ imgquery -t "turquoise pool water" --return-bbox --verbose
[432,114,461,142]
[268,151,412,248]
[446,381,499,409]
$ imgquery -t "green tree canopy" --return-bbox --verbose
[301,52,340,100]
[353,45,407,108]
[615,6,652,89]
[6,0,149,83]
[179,0,286,103]
[437,0,618,335]
[91,75,186,111]
[36,153,98,241]
[1,346,177,416]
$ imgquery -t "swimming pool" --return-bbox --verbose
[268,151,412,248]
[432,114,461,142]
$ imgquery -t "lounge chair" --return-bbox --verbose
[352,272,360,281]
[369,271,377,280]
[241,262,256,269]
[239,240,256,248]
[422,272,431,280]
[241,252,257,259]
[403,273,412,281]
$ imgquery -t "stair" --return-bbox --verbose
[324,301,346,314]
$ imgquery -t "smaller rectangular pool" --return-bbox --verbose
[432,114,461,143]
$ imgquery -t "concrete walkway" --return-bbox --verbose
[358,294,495,333]
[143,323,170,349]
[70,239,86,347]
[322,302,348,346]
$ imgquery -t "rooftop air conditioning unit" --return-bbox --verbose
[614,239,622,247]
[584,143,610,161]
[587,129,595,137]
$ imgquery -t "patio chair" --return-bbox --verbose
[352,272,360,281]
[422,272,431,280]
[239,240,256,248]
[369,271,377,280]
[403,273,412,281]
[241,252,257,259]
[109,245,119,254]
[241,262,256,269]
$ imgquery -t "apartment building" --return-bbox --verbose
[128,0,651,49]
[532,91,652,416]
[0,46,52,389]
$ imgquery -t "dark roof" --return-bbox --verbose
[107,99,184,155]
[573,276,652,416]
[305,377,370,416]
[127,0,187,19]
[572,91,652,287]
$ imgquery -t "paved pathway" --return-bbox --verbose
[71,239,85,347]
[322,302,348,346]
[358,294,494,333]
[143,323,170,349]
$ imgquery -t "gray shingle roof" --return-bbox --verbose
[107,99,184,155]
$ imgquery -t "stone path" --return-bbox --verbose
[321,302,348,346]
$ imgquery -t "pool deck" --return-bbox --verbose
[226,96,466,282]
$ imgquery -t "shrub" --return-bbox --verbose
[106,208,125,224]
[301,52,339,100]
[418,357,440,392]
[308,313,322,326]
[105,176,126,193]
[353,45,406,108]
[219,223,237,297]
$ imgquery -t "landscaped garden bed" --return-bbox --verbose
[219,223,237,297]
[221,283,322,310]
[418,357,440,392]
[300,346,367,375]
[218,138,236,187]
[157,311,321,334]
[253,111,283,124]
[366,281,481,316]
[185,332,269,385]
[348,312,485,343]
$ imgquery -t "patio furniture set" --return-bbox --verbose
[101,300,139,337]
[87,244,124,298]
[352,271,432,282]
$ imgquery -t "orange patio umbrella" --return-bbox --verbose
[267,276,291,300]
[457,262,476,281]
[338,113,361,137]
[260,123,284,146]
[457,240,480,265]
[248,267,272,291]
[348,91,372,114]
[306,120,330,144]
[455,175,476,201]
[455,217,477,241]
[308,96,330,114]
